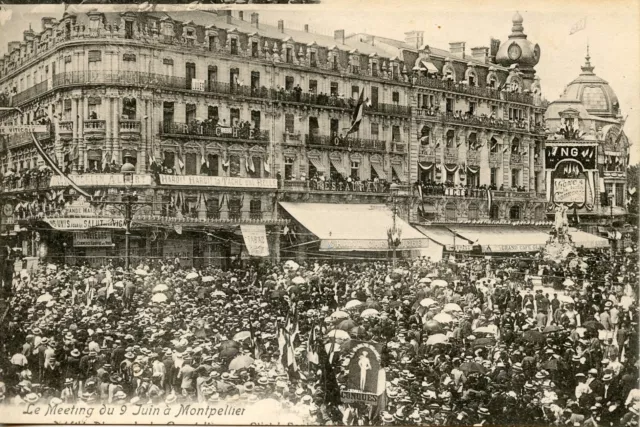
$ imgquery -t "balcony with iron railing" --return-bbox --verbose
[509,153,523,165]
[367,102,411,117]
[414,76,535,105]
[391,141,407,154]
[419,185,546,202]
[419,146,438,161]
[282,132,303,145]
[160,121,270,143]
[305,133,386,152]
[1,173,51,193]
[444,147,458,164]
[467,150,481,166]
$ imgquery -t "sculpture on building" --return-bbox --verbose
[542,205,576,261]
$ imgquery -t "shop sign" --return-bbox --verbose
[484,244,544,253]
[553,178,586,203]
[240,225,269,257]
[545,144,597,170]
[50,174,152,188]
[73,231,112,247]
[0,125,47,134]
[44,217,126,230]
[339,341,384,405]
[159,175,277,189]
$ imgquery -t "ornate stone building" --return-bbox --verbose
[1,10,607,263]
[545,48,630,225]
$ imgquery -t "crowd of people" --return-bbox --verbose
[0,242,637,425]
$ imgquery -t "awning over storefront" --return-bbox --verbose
[308,156,327,173]
[280,202,431,252]
[370,161,387,180]
[330,157,348,177]
[415,225,474,252]
[391,163,406,182]
[421,61,439,74]
[569,229,610,249]
[448,226,551,253]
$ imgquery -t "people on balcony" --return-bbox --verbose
[416,180,503,198]
[1,166,52,191]
[286,171,392,193]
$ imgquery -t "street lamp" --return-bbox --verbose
[387,183,402,268]
[608,191,614,221]
[121,162,136,271]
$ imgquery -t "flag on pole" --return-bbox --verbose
[306,325,320,365]
[346,90,367,135]
[27,124,92,199]
[569,17,587,35]
[177,155,184,171]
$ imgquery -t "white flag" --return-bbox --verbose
[569,17,587,35]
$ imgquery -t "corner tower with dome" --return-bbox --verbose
[495,11,542,91]
[544,48,630,234]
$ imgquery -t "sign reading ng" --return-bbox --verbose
[545,144,597,170]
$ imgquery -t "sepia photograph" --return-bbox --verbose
[0,0,638,425]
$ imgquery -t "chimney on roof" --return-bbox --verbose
[489,38,500,62]
[24,29,35,42]
[470,46,489,64]
[251,12,259,29]
[278,20,284,33]
[41,17,55,30]
[404,31,424,49]
[304,24,309,33]
[449,41,465,59]
[238,11,244,21]
[226,13,232,24]
[334,29,345,45]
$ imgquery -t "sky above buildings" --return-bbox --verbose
[0,0,638,163]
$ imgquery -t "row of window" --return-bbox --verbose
[419,166,541,190]
[423,204,542,221]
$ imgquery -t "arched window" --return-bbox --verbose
[122,97,136,119]
[445,204,456,221]
[509,205,521,220]
[468,203,479,220]
[490,137,498,153]
[488,75,497,88]
[490,204,500,220]
[446,130,455,148]
[420,126,430,145]
[511,137,520,154]
[468,133,477,150]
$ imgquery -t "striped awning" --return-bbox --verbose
[330,157,348,177]
[371,161,387,180]
[391,163,406,182]
[308,156,327,173]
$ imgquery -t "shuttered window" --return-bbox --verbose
[88,50,102,62]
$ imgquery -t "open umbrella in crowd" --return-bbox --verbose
[0,242,638,426]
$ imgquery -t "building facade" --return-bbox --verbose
[0,10,570,266]
[544,49,630,222]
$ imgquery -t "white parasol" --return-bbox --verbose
[432,279,448,288]
[153,284,168,293]
[151,293,168,303]
[360,308,380,318]
[443,303,462,313]
[186,272,199,280]
[345,300,363,309]
[36,293,53,303]
[419,298,437,307]
[426,333,449,345]
[433,312,454,324]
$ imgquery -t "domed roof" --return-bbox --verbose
[559,48,620,118]
[495,12,540,70]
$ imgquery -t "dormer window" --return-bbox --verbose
[468,75,475,86]
[251,41,259,57]
[89,18,100,30]
[230,37,238,55]
[488,77,497,88]
[371,60,378,77]
[310,51,317,67]
[286,47,293,63]
[124,20,134,39]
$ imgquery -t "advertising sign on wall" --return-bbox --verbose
[73,231,113,247]
[545,144,597,170]
[553,178,586,203]
[240,225,269,257]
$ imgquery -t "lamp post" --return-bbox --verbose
[608,191,614,221]
[387,183,402,268]
[121,162,136,271]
